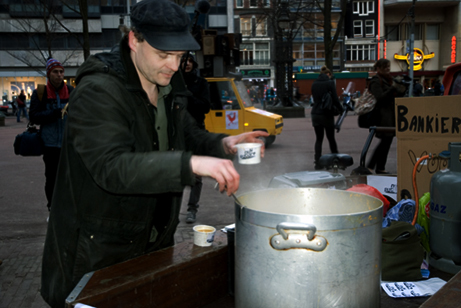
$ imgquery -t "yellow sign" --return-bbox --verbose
[394,48,434,70]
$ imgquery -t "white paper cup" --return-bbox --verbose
[193,225,216,247]
[234,143,262,164]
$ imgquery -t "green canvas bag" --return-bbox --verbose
[381,221,424,281]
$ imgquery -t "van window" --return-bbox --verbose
[209,80,240,110]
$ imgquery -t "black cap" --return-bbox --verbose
[130,0,200,51]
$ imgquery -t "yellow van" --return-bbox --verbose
[204,77,283,146]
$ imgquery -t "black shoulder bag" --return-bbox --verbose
[14,122,43,156]
[321,92,340,116]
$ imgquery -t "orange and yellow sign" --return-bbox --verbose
[394,48,434,71]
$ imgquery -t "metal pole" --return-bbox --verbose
[408,0,416,96]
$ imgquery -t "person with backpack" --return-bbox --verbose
[29,58,74,211]
[310,66,342,170]
[16,89,29,122]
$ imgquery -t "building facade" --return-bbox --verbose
[344,0,379,72]
[1,0,460,104]
[0,0,135,102]
[380,0,460,91]
[233,0,273,88]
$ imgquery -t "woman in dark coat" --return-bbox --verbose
[310,66,342,170]
[366,58,406,174]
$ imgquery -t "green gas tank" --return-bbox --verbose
[429,142,461,274]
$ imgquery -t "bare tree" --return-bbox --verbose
[239,0,316,106]
[5,1,77,74]
[313,0,346,70]
[249,0,346,69]
[58,0,91,60]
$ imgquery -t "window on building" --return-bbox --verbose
[236,0,243,7]
[365,20,374,37]
[241,17,252,36]
[254,43,269,65]
[426,24,439,40]
[354,20,363,37]
[293,43,302,66]
[385,25,400,41]
[100,0,129,4]
[240,43,253,65]
[100,0,131,14]
[301,43,340,67]
[102,29,122,48]
[302,22,316,39]
[303,44,316,59]
[346,44,376,61]
[405,24,422,40]
[301,13,340,40]
[250,0,257,7]
[67,35,81,48]
[353,1,374,16]
[239,43,270,66]
[255,18,267,36]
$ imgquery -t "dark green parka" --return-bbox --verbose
[41,38,232,307]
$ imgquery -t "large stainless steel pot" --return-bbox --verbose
[234,188,383,308]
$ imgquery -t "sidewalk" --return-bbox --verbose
[0,111,394,307]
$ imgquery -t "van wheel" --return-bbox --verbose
[265,135,276,147]
[258,135,276,148]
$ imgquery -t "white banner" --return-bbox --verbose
[226,111,239,129]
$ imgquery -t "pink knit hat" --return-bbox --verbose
[46,58,64,77]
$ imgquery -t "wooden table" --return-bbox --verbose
[65,232,457,308]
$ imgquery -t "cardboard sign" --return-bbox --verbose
[395,96,461,200]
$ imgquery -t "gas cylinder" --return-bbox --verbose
[429,142,461,274]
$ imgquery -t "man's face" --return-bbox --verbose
[129,32,185,87]
[49,68,64,88]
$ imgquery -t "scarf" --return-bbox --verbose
[46,81,70,102]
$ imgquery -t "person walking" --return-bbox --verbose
[366,58,406,174]
[40,1,268,306]
[16,89,29,122]
[310,66,342,170]
[181,52,211,223]
[29,58,73,211]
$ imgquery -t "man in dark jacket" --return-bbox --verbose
[40,0,268,307]
[29,58,73,211]
[181,52,211,223]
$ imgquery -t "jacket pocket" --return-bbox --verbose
[72,217,146,282]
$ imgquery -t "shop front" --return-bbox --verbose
[0,68,77,107]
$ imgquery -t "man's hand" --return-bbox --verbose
[190,156,240,196]
[222,131,270,157]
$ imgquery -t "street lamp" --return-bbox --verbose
[274,0,295,107]
[277,4,291,30]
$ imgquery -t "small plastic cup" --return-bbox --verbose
[234,143,262,164]
[193,225,216,247]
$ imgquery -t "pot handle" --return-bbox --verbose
[272,222,327,251]
[276,222,317,241]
